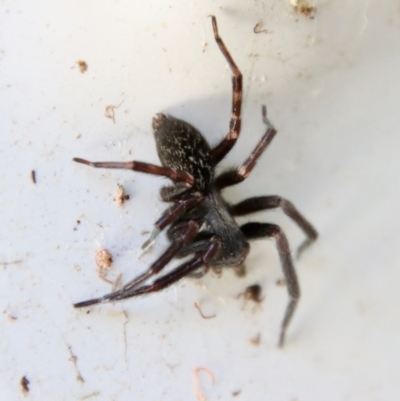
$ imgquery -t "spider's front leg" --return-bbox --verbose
[215,105,277,189]
[209,16,243,164]
[73,157,203,250]
[73,220,200,308]
[73,158,195,187]
[240,222,300,347]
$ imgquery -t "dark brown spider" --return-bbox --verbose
[73,16,318,347]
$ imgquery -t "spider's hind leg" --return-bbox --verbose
[240,222,300,348]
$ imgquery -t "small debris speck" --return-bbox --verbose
[243,284,264,303]
[276,278,286,286]
[248,332,261,346]
[21,376,29,394]
[77,60,88,73]
[30,170,36,184]
[95,248,113,270]
[291,0,316,18]
[115,184,130,206]
[253,21,268,34]
[105,100,124,123]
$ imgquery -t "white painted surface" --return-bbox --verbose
[1,1,400,400]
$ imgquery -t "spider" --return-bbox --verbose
[73,16,318,347]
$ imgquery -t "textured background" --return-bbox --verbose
[1,1,400,400]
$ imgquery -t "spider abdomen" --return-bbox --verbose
[153,113,214,191]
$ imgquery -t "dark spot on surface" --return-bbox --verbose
[243,284,263,303]
[30,170,36,184]
[21,376,29,394]
[253,22,268,34]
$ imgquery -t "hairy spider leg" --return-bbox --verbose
[73,221,200,308]
[240,222,300,348]
[75,236,220,307]
[215,105,277,188]
[73,158,195,187]
[117,238,219,299]
[230,196,318,258]
[141,194,204,250]
[214,104,318,257]
[209,15,243,164]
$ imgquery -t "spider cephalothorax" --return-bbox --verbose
[73,16,317,347]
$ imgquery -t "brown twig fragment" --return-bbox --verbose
[193,367,215,401]
[194,302,216,319]
[30,170,36,184]
[67,346,84,383]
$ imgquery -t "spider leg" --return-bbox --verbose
[215,105,277,188]
[141,194,204,250]
[231,195,318,258]
[74,220,201,308]
[209,16,243,164]
[116,237,219,300]
[160,184,191,202]
[74,235,220,307]
[240,222,300,348]
[73,158,195,187]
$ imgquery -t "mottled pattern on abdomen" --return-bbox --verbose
[153,113,214,191]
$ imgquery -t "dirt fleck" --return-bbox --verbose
[248,332,261,346]
[105,100,124,123]
[95,248,113,270]
[291,0,316,19]
[30,170,36,184]
[276,278,286,286]
[243,284,264,303]
[253,21,268,34]
[193,367,215,401]
[77,60,88,73]
[115,184,130,206]
[21,376,29,394]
